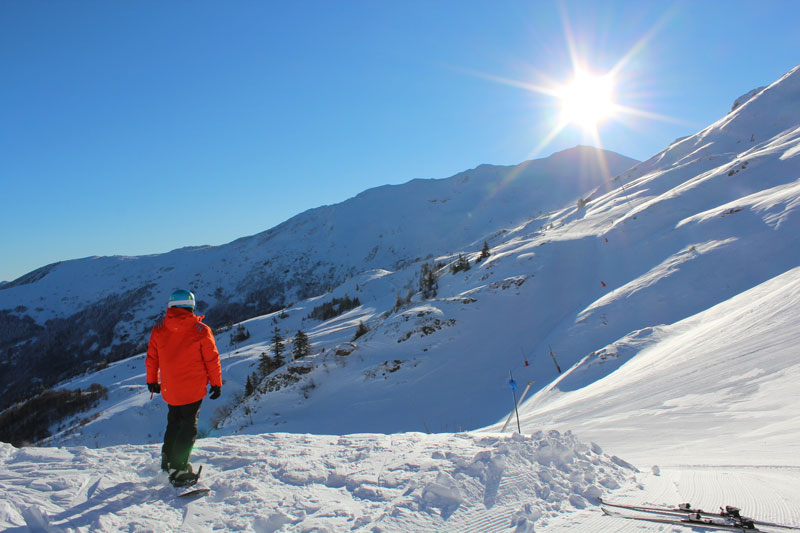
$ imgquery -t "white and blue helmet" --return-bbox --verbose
[168,289,196,310]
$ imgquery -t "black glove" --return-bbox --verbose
[209,385,221,400]
[147,383,161,394]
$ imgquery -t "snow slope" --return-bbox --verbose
[0,145,637,408]
[507,265,800,467]
[2,65,800,531]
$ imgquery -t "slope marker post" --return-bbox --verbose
[508,371,521,433]
[548,345,562,374]
[501,380,535,432]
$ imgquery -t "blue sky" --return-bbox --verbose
[2,0,799,282]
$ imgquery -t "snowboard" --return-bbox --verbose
[176,483,210,498]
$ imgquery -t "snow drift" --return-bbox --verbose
[0,431,638,532]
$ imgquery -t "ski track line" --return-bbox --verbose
[457,464,568,532]
[435,459,536,532]
[653,468,800,531]
[729,470,800,530]
[563,470,688,532]
[760,470,800,530]
[684,469,779,527]
[552,512,643,533]
[458,507,513,533]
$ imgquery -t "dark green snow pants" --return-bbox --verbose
[162,399,202,471]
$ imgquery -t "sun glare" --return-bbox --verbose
[558,71,617,130]
[460,5,682,161]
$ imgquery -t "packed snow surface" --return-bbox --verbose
[0,431,639,532]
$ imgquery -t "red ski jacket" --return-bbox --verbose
[146,307,222,406]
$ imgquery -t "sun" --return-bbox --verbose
[457,6,685,159]
[557,70,617,130]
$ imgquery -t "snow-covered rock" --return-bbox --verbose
[731,85,766,112]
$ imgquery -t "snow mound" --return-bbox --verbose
[0,431,637,531]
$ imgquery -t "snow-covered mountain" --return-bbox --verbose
[0,145,637,410]
[1,65,800,532]
[32,62,799,440]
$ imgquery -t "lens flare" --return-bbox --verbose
[558,71,617,130]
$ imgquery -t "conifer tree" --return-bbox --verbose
[230,324,251,346]
[272,327,285,364]
[245,373,255,397]
[450,254,471,273]
[292,330,310,360]
[478,241,490,261]
[353,320,369,340]
[258,351,271,377]
[420,263,438,299]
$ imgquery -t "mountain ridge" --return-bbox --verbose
[0,145,638,411]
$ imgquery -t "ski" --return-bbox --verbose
[602,507,762,531]
[599,498,800,530]
[599,496,703,516]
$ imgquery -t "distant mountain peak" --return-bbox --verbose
[549,144,607,156]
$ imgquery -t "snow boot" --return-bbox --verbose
[169,463,197,487]
[161,452,170,472]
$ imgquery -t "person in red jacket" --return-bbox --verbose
[146,289,222,486]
